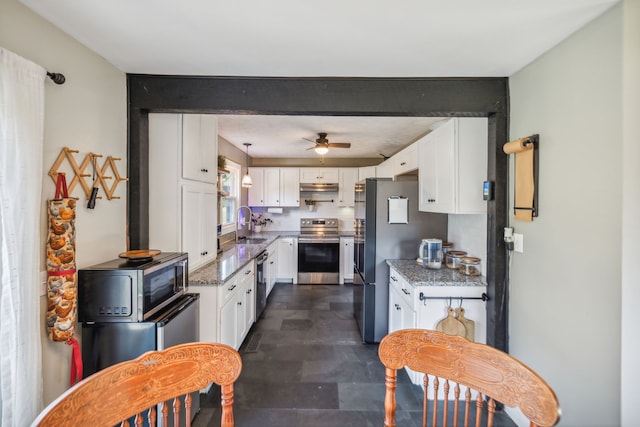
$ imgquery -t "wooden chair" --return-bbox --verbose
[32,342,242,427]
[378,329,560,427]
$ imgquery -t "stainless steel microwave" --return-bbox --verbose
[78,252,188,323]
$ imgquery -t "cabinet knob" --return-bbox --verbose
[395,304,401,310]
[237,301,242,306]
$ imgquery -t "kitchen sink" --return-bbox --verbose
[238,237,268,244]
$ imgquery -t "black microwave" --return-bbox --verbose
[78,252,188,323]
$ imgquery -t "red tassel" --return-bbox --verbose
[66,337,83,386]
[55,173,69,199]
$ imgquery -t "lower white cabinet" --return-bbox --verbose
[192,260,255,351]
[276,237,298,284]
[339,237,354,284]
[388,266,487,385]
[265,242,279,296]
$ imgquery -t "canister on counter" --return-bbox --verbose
[442,242,454,257]
[445,250,467,269]
[460,257,482,276]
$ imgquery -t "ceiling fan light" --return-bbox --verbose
[241,172,253,188]
[314,146,329,155]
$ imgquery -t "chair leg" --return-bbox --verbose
[221,384,235,427]
[384,368,397,427]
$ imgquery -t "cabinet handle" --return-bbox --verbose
[228,284,236,291]
[428,199,436,203]
[270,261,274,264]
[237,301,242,306]
[395,304,401,310]
[400,162,406,166]
[402,288,410,295]
[201,168,208,173]
[390,276,397,282]
[247,289,252,294]
[245,270,251,275]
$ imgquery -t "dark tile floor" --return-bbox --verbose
[194,283,516,427]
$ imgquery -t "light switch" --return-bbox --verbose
[513,233,524,253]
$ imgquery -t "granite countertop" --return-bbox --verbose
[386,259,487,287]
[189,231,299,285]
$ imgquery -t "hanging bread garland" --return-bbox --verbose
[46,173,78,342]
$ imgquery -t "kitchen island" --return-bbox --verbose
[386,259,488,387]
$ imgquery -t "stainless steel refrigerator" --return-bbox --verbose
[353,178,448,343]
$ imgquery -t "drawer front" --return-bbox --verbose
[219,274,240,306]
[389,268,413,308]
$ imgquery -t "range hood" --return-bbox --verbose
[300,182,339,192]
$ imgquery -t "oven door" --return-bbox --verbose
[297,237,340,284]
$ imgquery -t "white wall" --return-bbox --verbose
[0,0,127,408]
[621,0,640,424]
[447,214,487,275]
[508,5,622,426]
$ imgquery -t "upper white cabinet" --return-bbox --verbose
[248,167,300,207]
[418,118,488,214]
[299,168,339,183]
[149,113,217,269]
[280,168,301,206]
[338,168,358,207]
[393,142,418,177]
[358,166,376,182]
[181,114,218,184]
[375,160,394,179]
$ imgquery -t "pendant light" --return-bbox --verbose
[241,142,253,188]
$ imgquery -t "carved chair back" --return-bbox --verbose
[378,329,560,427]
[32,342,242,427]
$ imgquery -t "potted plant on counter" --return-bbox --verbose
[305,199,316,212]
[251,212,272,233]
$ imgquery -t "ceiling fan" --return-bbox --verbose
[304,132,351,155]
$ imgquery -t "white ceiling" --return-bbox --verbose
[20,0,618,159]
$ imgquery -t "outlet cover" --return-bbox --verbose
[513,233,524,253]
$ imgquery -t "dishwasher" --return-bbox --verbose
[255,250,268,319]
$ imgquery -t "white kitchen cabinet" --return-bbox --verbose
[338,168,358,207]
[299,168,339,183]
[388,265,487,385]
[375,160,394,179]
[149,113,217,267]
[181,114,218,184]
[276,237,298,284]
[358,166,376,182]
[339,237,354,284]
[393,141,418,177]
[248,167,300,207]
[219,261,255,350]
[265,242,279,296]
[418,118,488,214]
[181,183,217,271]
[240,263,256,340]
[279,168,301,206]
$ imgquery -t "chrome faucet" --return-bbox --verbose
[236,205,253,242]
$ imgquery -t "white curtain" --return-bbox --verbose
[0,47,45,426]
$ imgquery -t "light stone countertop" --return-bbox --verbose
[386,259,487,287]
[189,230,355,286]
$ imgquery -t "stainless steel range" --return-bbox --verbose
[298,218,340,284]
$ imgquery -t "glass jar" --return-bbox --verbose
[445,250,467,269]
[442,242,454,258]
[460,257,482,276]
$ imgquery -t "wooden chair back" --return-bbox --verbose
[378,329,560,427]
[32,342,242,427]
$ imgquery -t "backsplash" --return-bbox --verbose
[250,192,355,232]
